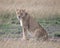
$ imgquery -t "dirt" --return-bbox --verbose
[0,38,60,48]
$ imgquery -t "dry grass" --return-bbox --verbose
[0,38,60,48]
[0,0,60,18]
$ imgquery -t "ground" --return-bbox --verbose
[0,38,60,48]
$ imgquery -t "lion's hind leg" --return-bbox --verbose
[33,29,48,41]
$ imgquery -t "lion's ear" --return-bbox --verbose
[22,9,25,12]
[15,8,20,12]
[15,8,20,14]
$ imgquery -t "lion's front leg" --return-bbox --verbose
[22,27,28,40]
[22,29,27,40]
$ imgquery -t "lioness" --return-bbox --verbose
[16,9,48,41]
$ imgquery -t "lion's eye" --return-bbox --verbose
[20,13,23,15]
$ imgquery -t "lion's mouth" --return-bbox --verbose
[18,16,20,18]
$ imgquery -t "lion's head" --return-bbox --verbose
[16,9,27,20]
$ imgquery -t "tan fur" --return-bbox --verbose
[16,9,48,41]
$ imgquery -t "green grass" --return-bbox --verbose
[0,24,22,32]
[0,24,22,37]
[37,17,60,27]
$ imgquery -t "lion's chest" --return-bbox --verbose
[20,19,23,26]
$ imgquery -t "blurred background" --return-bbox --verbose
[0,0,60,39]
